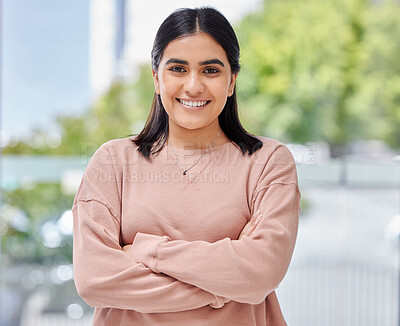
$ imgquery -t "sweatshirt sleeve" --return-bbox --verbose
[129,144,301,305]
[73,143,229,313]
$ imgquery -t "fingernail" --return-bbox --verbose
[251,210,261,221]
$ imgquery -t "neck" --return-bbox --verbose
[167,122,228,150]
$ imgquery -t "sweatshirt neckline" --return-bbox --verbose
[164,140,235,158]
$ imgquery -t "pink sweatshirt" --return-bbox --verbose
[72,136,301,325]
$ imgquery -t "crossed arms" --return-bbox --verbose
[72,144,300,313]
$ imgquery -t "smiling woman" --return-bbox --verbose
[133,6,256,157]
[154,32,237,144]
[72,7,301,326]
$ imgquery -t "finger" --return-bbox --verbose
[251,210,262,222]
[122,245,132,254]
[239,222,254,238]
[251,215,262,229]
[241,213,261,235]
[247,213,263,236]
[249,213,262,227]
[239,211,263,239]
[243,217,260,236]
[240,223,252,236]
[255,211,263,224]
[240,223,258,239]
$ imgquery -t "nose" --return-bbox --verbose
[183,71,205,96]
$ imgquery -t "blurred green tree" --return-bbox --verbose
[1,67,154,265]
[236,0,400,155]
[1,183,74,264]
[4,0,399,156]
[3,65,154,155]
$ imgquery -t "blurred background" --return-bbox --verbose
[0,0,399,325]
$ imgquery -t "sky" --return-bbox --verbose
[1,0,90,141]
[0,0,261,143]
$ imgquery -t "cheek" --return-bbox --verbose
[159,74,178,95]
[212,79,231,98]
[158,77,179,114]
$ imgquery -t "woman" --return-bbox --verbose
[73,7,300,326]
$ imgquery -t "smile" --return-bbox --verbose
[177,99,210,109]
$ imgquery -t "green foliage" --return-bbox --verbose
[1,66,156,264]
[1,183,75,264]
[1,66,155,264]
[236,0,400,153]
[4,1,399,155]
[3,65,155,155]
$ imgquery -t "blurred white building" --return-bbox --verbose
[89,0,262,100]
[89,0,127,100]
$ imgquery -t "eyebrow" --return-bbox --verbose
[199,59,225,67]
[165,58,188,66]
[165,58,225,67]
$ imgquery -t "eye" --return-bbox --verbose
[203,67,220,74]
[169,66,186,73]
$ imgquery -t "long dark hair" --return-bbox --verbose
[133,7,263,159]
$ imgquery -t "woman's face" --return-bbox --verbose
[153,32,237,132]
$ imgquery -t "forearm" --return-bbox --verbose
[130,184,300,304]
[73,200,228,313]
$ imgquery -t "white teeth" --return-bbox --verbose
[179,99,208,107]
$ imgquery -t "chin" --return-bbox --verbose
[174,119,208,130]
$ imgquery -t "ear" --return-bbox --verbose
[152,69,160,95]
[228,73,238,97]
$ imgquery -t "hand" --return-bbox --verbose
[209,295,232,308]
[238,210,263,240]
[122,244,132,255]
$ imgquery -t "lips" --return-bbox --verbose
[177,98,210,109]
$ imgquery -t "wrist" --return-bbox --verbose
[130,233,171,272]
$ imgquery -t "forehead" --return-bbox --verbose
[162,33,228,64]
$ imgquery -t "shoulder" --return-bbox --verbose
[251,136,295,165]
[93,136,139,157]
[254,135,284,149]
[87,137,141,170]
[99,136,138,153]
[245,136,298,187]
